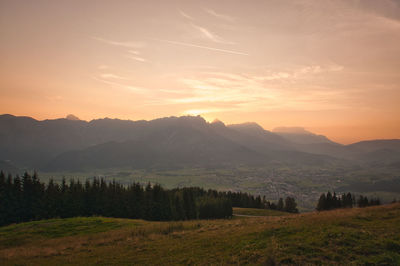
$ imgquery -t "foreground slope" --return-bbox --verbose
[1,204,399,265]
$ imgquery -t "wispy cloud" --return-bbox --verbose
[99,73,129,80]
[179,10,194,20]
[254,64,344,81]
[162,64,352,113]
[126,50,149,62]
[93,76,147,93]
[172,72,272,107]
[128,50,140,55]
[127,55,147,62]
[93,38,149,63]
[92,36,145,49]
[159,39,248,56]
[204,8,235,22]
[190,23,235,44]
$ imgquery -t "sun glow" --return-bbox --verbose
[182,109,210,116]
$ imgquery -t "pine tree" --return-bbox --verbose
[326,191,333,210]
[284,197,298,213]
[277,198,284,210]
[316,193,327,211]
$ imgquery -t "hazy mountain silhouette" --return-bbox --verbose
[347,140,400,165]
[65,114,81,121]
[346,139,400,153]
[0,114,399,171]
[273,127,335,145]
[46,116,267,171]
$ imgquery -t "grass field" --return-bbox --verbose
[1,204,400,265]
[233,207,290,217]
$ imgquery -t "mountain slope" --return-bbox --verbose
[347,139,400,153]
[1,114,399,171]
[46,118,265,171]
[273,127,336,145]
[46,118,342,171]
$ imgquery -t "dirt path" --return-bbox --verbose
[232,214,267,218]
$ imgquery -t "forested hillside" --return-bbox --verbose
[0,172,298,226]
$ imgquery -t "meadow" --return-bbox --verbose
[1,203,399,265]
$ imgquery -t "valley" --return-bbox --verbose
[1,114,399,211]
[40,163,400,211]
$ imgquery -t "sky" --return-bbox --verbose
[0,0,399,144]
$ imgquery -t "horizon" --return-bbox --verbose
[1,0,400,144]
[2,112,399,145]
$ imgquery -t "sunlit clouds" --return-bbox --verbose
[204,8,236,22]
[158,40,248,56]
[0,0,399,143]
[92,37,146,49]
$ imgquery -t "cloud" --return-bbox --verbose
[171,72,273,107]
[204,8,235,22]
[92,36,145,49]
[99,73,129,80]
[182,108,236,116]
[179,10,194,20]
[162,64,353,113]
[254,72,291,81]
[93,39,149,63]
[93,76,147,93]
[254,64,344,81]
[159,39,248,56]
[126,50,148,62]
[127,50,140,55]
[127,55,147,62]
[294,64,344,77]
[190,23,235,44]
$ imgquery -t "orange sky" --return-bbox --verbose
[1,0,399,144]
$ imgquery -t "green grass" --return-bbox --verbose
[1,203,400,265]
[233,207,289,216]
[0,217,138,249]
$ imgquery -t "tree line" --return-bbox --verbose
[228,192,298,213]
[316,191,381,211]
[0,172,298,226]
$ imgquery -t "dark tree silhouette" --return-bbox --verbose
[316,191,380,211]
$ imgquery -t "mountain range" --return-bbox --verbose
[0,114,399,172]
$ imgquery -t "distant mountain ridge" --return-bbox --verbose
[273,127,336,145]
[0,114,399,171]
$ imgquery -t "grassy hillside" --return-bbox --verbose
[233,207,289,216]
[1,204,400,265]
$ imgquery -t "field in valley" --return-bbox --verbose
[40,164,400,211]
